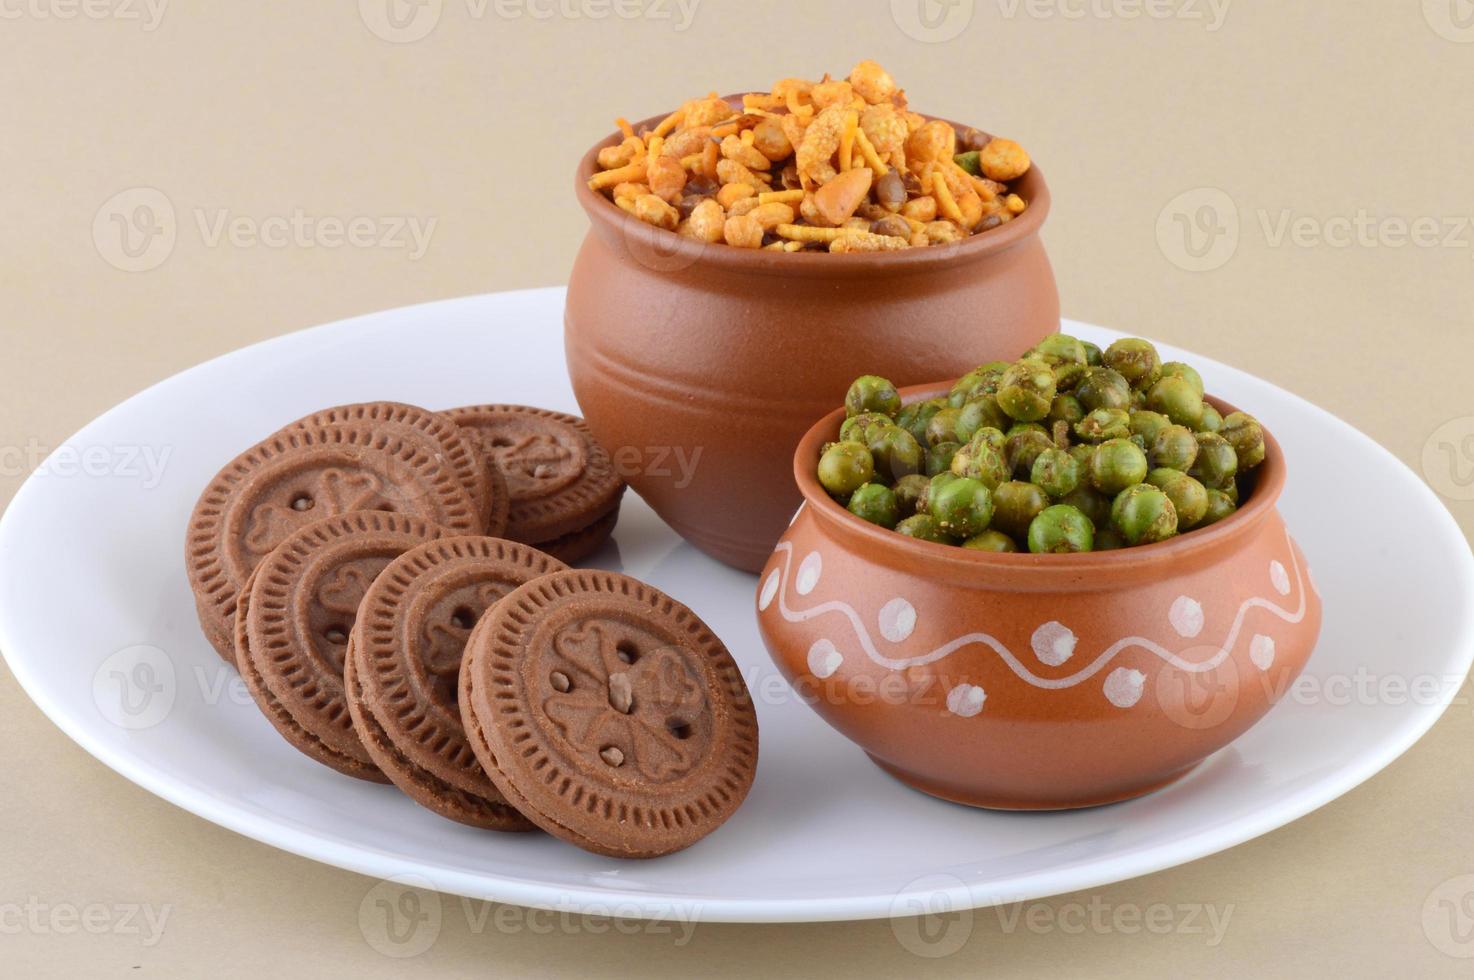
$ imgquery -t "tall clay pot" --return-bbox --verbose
[565,110,1060,572]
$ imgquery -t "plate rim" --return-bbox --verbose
[1,291,1470,923]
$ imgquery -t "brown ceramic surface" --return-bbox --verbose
[565,104,1060,573]
[755,384,1323,810]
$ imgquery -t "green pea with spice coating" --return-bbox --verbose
[1047,393,1086,428]
[1150,424,1199,471]
[840,411,894,445]
[926,441,960,477]
[1076,367,1132,412]
[1089,438,1149,495]
[895,398,946,445]
[950,431,1009,489]
[1220,412,1267,470]
[845,375,900,418]
[1146,376,1205,428]
[1081,340,1104,366]
[957,397,1007,443]
[991,480,1050,540]
[1114,485,1178,545]
[892,474,931,515]
[1157,471,1209,529]
[1032,447,1081,498]
[865,424,923,483]
[1129,410,1171,448]
[1060,484,1112,528]
[1006,428,1056,479]
[895,514,954,544]
[847,483,900,529]
[1189,431,1238,489]
[818,442,875,497]
[1200,489,1238,527]
[996,360,1057,422]
[1027,504,1095,554]
[1031,334,1089,367]
[927,476,995,537]
[1075,408,1133,444]
[962,529,1018,552]
[924,407,964,447]
[947,362,1011,407]
[1198,403,1223,434]
[1160,361,1204,397]
[1103,338,1162,390]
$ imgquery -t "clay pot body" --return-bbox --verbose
[755,386,1322,810]
[565,109,1059,572]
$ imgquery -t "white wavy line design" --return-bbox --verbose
[761,531,1310,691]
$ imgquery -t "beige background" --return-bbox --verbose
[3,1,1474,975]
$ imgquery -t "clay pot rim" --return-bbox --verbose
[573,98,1051,280]
[791,382,1287,583]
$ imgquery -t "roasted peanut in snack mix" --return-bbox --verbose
[589,61,1032,253]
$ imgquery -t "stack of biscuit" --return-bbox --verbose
[185,401,757,858]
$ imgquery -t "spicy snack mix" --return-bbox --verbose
[588,60,1032,253]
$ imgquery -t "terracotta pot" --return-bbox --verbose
[755,385,1323,810]
[565,106,1059,572]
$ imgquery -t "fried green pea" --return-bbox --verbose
[1160,361,1204,397]
[1146,376,1205,428]
[1157,471,1209,529]
[1075,408,1133,444]
[924,407,964,447]
[948,362,1010,407]
[1076,367,1132,412]
[1081,340,1104,366]
[926,441,960,477]
[962,529,1018,552]
[865,424,923,483]
[1200,489,1238,527]
[950,431,1009,489]
[1047,393,1086,428]
[895,398,946,445]
[1113,485,1178,546]
[1219,412,1266,470]
[818,442,874,496]
[845,374,900,418]
[1031,447,1081,499]
[1129,410,1172,448]
[1189,431,1238,489]
[847,483,900,529]
[1199,402,1224,434]
[1089,438,1149,495]
[996,360,1058,422]
[957,397,1008,443]
[895,514,953,544]
[991,480,1050,540]
[1059,484,1112,528]
[893,474,932,515]
[1031,334,1089,367]
[928,476,995,538]
[1150,424,1199,471]
[1103,338,1162,390]
[839,411,892,445]
[1006,428,1056,479]
[1027,504,1095,554]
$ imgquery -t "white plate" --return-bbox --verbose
[2,287,1470,924]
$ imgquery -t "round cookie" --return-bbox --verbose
[459,569,759,858]
[234,512,449,781]
[187,422,481,662]
[533,503,622,565]
[346,537,567,830]
[443,405,624,545]
[288,402,507,536]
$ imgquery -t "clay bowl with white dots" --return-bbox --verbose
[754,383,1323,810]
